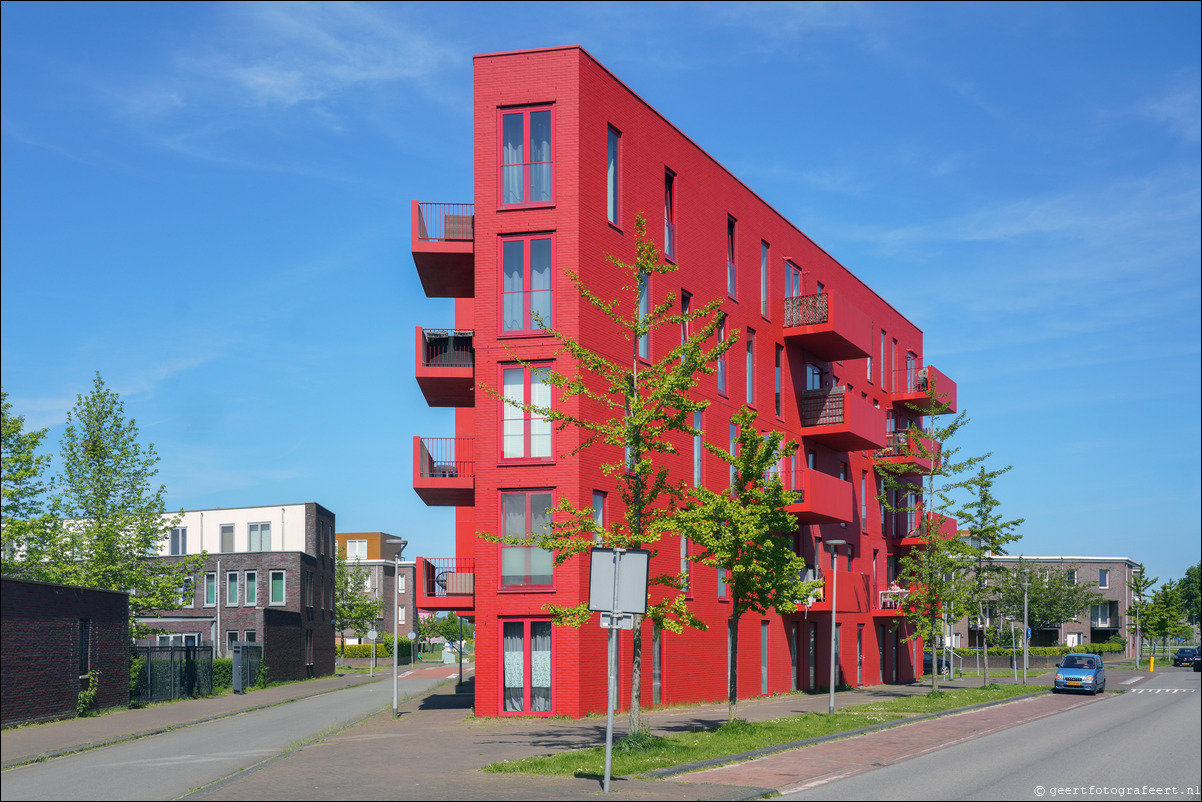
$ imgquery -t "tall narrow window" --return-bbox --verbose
[805,363,823,391]
[637,272,649,358]
[861,471,869,530]
[79,619,91,675]
[269,570,285,605]
[692,410,703,487]
[880,330,887,387]
[729,422,738,486]
[220,524,234,553]
[1098,569,1110,589]
[664,170,676,260]
[717,315,728,395]
[680,535,691,596]
[786,260,801,298]
[500,106,553,206]
[249,522,271,552]
[746,328,755,406]
[679,291,691,361]
[761,620,770,694]
[204,573,217,606]
[726,217,737,297]
[760,241,769,316]
[501,235,553,334]
[500,491,554,588]
[170,527,187,556]
[774,345,783,417]
[607,126,620,224]
[502,363,552,460]
[592,491,606,542]
[226,572,238,606]
[245,571,257,605]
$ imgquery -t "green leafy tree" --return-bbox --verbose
[437,612,473,645]
[480,213,735,733]
[997,559,1105,640]
[1145,579,1187,656]
[334,546,384,652]
[1126,565,1157,665]
[675,406,819,722]
[878,381,983,691]
[39,374,203,634]
[1,389,55,572]
[957,465,1023,686]
[1179,562,1200,631]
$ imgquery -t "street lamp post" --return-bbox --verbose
[825,540,847,716]
[1021,569,1030,685]
[386,538,408,719]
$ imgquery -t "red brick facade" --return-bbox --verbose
[413,46,952,718]
[2,578,130,726]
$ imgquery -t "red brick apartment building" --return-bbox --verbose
[411,46,958,718]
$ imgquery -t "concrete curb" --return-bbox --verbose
[637,690,1047,781]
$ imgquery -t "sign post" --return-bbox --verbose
[588,547,649,794]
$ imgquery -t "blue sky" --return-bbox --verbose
[3,2,1199,590]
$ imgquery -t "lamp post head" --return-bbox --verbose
[824,539,847,552]
[385,538,408,561]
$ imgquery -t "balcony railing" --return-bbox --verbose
[783,292,830,328]
[421,329,474,368]
[423,558,475,597]
[415,202,475,242]
[892,362,957,414]
[416,437,474,479]
[800,386,846,427]
[875,582,910,610]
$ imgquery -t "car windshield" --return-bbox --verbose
[1062,656,1094,669]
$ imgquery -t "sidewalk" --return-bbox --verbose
[3,665,1141,801]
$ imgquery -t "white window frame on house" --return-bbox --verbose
[226,571,238,606]
[347,540,367,560]
[180,576,194,608]
[398,605,407,626]
[170,527,187,556]
[397,573,406,594]
[245,570,257,606]
[249,522,271,552]
[244,630,257,643]
[1098,569,1110,589]
[204,572,217,607]
[220,523,234,553]
[269,570,286,605]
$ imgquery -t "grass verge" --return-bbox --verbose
[483,684,1039,778]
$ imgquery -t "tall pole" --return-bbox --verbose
[1021,570,1029,685]
[825,540,846,715]
[387,538,408,719]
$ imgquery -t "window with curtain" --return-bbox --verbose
[501,235,553,334]
[500,491,554,588]
[503,619,553,714]
[502,364,552,460]
[500,106,553,206]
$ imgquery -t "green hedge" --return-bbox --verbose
[957,643,1123,657]
[213,658,233,690]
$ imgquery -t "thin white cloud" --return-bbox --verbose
[1136,74,1202,143]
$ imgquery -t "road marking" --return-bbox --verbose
[1129,688,1196,693]
[1121,677,1143,684]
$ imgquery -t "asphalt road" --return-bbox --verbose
[0,670,456,801]
[781,667,1202,800]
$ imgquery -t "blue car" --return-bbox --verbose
[1053,653,1106,695]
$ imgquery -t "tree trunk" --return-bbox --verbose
[980,600,990,686]
[728,585,739,723]
[930,608,940,692]
[629,615,644,735]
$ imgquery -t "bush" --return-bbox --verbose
[129,655,147,705]
[213,658,233,690]
[255,661,269,689]
[77,670,99,717]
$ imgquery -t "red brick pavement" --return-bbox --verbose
[669,692,1105,795]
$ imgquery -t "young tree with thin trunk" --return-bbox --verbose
[481,213,735,733]
[958,465,1023,686]
[1126,564,1156,666]
[878,380,984,692]
[674,406,820,722]
[1,389,55,573]
[42,374,203,634]
[335,546,384,654]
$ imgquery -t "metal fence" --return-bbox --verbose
[130,643,215,704]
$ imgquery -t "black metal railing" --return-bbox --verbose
[416,202,475,242]
[422,330,474,367]
[423,558,475,597]
[130,642,214,704]
[417,437,474,478]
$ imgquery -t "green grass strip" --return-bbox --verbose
[483,684,1038,777]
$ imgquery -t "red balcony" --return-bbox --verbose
[414,327,475,407]
[412,436,474,507]
[800,387,888,451]
[874,581,910,615]
[895,512,957,548]
[795,569,871,614]
[416,557,475,613]
[892,363,957,414]
[782,292,872,361]
[411,201,474,298]
[874,430,938,474]
[782,467,855,524]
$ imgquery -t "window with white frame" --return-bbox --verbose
[346,540,367,560]
[204,573,217,607]
[220,523,234,553]
[1098,569,1109,589]
[249,522,271,552]
[170,527,187,555]
[245,570,257,605]
[226,571,238,606]
[269,570,285,605]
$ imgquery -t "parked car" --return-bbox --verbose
[922,652,949,676]
[1193,653,1201,672]
[1053,653,1106,695]
[1171,647,1198,667]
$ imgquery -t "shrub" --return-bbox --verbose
[77,670,100,717]
[255,661,270,689]
[129,655,147,705]
[212,658,233,690]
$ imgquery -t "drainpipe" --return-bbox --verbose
[217,558,221,656]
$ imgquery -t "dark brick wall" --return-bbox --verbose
[2,578,130,727]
